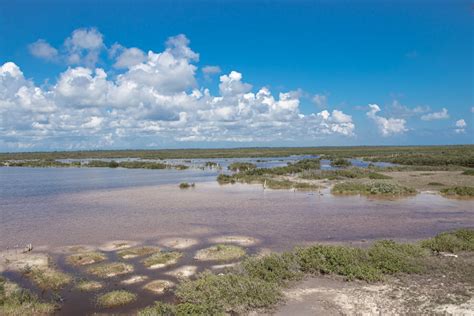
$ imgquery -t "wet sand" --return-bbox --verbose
[1,181,473,251]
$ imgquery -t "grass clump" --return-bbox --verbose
[66,251,106,266]
[175,272,281,315]
[0,277,56,315]
[427,182,444,186]
[142,251,182,268]
[368,240,428,274]
[179,182,195,189]
[96,290,137,308]
[302,168,391,180]
[332,181,416,196]
[138,302,176,316]
[117,246,160,259]
[22,267,72,290]
[195,244,245,261]
[240,253,302,285]
[75,280,103,292]
[440,186,474,197]
[143,280,173,294]
[462,169,474,175]
[217,174,236,184]
[86,262,133,278]
[330,158,352,167]
[228,162,256,172]
[421,229,474,253]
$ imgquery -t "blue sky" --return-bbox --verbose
[0,0,472,151]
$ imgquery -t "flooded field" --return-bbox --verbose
[1,161,473,315]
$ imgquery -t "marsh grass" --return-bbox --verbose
[228,162,256,171]
[427,182,444,186]
[0,277,57,315]
[332,181,416,196]
[462,169,474,176]
[143,280,173,294]
[86,262,133,278]
[116,246,161,259]
[330,158,352,167]
[302,168,391,180]
[142,251,182,268]
[96,290,137,308]
[194,245,245,261]
[66,252,106,266]
[75,280,103,292]
[421,229,474,253]
[22,267,71,291]
[440,186,474,197]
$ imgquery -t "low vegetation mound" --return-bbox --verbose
[117,246,160,259]
[75,280,103,292]
[86,262,133,278]
[440,186,474,197]
[142,251,182,269]
[22,267,71,290]
[66,252,106,266]
[194,244,246,261]
[228,162,256,172]
[302,168,391,180]
[179,182,195,189]
[462,169,474,175]
[332,181,416,196]
[96,290,137,308]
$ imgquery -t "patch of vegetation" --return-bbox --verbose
[179,182,195,189]
[142,251,182,268]
[440,186,474,197]
[86,262,133,278]
[330,158,352,167]
[22,267,71,291]
[462,169,474,175]
[421,229,474,253]
[117,246,160,259]
[240,253,303,285]
[332,181,416,196]
[143,280,173,294]
[96,290,137,308]
[302,168,391,180]
[427,182,444,186]
[75,280,103,292]
[195,244,246,261]
[138,302,176,316]
[66,251,106,266]
[0,277,57,315]
[217,174,236,184]
[204,161,219,168]
[228,162,256,172]
[175,272,281,315]
[0,159,75,168]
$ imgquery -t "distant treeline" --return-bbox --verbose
[0,145,473,167]
[0,159,188,170]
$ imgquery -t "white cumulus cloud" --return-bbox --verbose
[421,108,449,121]
[455,119,467,133]
[28,39,58,61]
[367,104,408,136]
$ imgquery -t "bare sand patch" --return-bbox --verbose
[143,280,174,294]
[121,275,149,285]
[209,235,259,246]
[99,240,139,252]
[0,250,49,273]
[160,237,199,249]
[165,265,197,279]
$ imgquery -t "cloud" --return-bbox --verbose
[366,104,408,136]
[202,65,221,79]
[455,119,467,133]
[389,100,429,118]
[3,31,359,150]
[312,94,327,108]
[421,108,449,121]
[28,39,58,61]
[109,44,146,69]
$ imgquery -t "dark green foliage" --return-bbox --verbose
[217,174,235,184]
[179,182,195,189]
[440,186,474,197]
[368,240,427,274]
[302,168,391,180]
[427,182,444,186]
[330,158,351,167]
[138,302,176,316]
[175,272,281,315]
[240,253,302,285]
[462,169,474,175]
[421,229,474,253]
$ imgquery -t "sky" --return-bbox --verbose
[0,0,472,151]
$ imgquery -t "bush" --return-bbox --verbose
[228,162,256,172]
[421,229,474,253]
[138,302,176,316]
[462,169,474,175]
[330,158,352,167]
[332,181,416,196]
[440,186,474,197]
[179,182,195,189]
[240,253,302,285]
[368,240,427,274]
[175,272,281,315]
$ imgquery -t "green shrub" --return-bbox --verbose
[332,181,416,196]
[176,272,281,315]
[228,162,257,172]
[240,253,302,285]
[179,182,195,189]
[138,302,176,315]
[421,229,474,253]
[330,158,352,167]
[368,240,427,274]
[462,169,474,175]
[440,186,474,197]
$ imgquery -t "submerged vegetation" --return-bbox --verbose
[332,181,416,196]
[137,229,473,315]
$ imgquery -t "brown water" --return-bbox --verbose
[1,167,473,315]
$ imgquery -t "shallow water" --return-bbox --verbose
[1,164,473,315]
